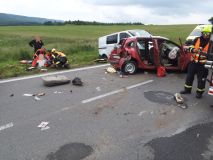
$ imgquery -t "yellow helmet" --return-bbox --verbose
[202,25,212,33]
[51,48,56,52]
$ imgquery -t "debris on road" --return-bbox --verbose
[174,93,184,104]
[96,87,101,91]
[174,93,187,109]
[10,94,14,97]
[23,92,45,97]
[36,92,45,96]
[23,92,46,101]
[72,77,83,86]
[105,67,116,73]
[138,111,147,116]
[38,121,50,131]
[23,93,34,97]
[42,75,70,87]
[54,91,63,94]
[34,96,41,101]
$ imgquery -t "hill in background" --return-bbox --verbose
[0,13,63,26]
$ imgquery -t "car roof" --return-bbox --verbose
[100,29,151,37]
[194,24,212,30]
[126,36,168,41]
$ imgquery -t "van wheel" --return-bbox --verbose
[121,61,137,74]
[101,54,108,60]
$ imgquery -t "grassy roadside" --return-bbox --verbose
[0,24,196,79]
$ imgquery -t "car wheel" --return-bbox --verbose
[121,61,137,74]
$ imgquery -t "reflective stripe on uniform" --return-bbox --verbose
[197,88,205,92]
[185,84,192,88]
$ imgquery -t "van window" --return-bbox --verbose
[129,30,151,37]
[127,41,135,48]
[107,34,118,44]
[119,33,130,41]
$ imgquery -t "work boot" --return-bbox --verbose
[180,90,191,94]
[196,93,202,99]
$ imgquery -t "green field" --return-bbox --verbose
[0,24,196,79]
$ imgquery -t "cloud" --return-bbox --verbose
[84,0,213,16]
[0,0,212,24]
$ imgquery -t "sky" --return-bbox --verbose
[0,0,212,24]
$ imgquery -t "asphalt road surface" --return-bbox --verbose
[0,64,213,160]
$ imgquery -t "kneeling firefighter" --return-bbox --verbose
[51,48,69,68]
[180,25,212,98]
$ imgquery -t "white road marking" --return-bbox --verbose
[0,64,109,84]
[82,80,153,104]
[0,122,14,132]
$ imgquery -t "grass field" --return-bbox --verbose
[0,24,196,78]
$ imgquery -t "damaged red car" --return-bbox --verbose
[109,36,192,74]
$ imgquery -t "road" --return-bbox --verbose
[0,64,213,160]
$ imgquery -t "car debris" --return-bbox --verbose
[23,92,45,97]
[72,77,83,86]
[10,94,14,97]
[54,91,63,94]
[37,121,50,131]
[42,75,70,87]
[105,67,117,73]
[34,96,41,101]
[96,87,101,91]
[174,93,184,104]
[174,93,187,109]
[23,92,45,101]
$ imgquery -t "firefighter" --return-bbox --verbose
[180,25,212,98]
[51,48,69,68]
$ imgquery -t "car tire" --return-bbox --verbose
[121,61,137,74]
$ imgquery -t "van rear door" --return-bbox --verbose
[106,34,118,57]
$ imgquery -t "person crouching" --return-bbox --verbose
[51,48,69,68]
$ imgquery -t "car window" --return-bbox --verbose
[106,34,118,44]
[119,33,130,41]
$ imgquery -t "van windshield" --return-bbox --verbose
[128,30,151,37]
[189,29,201,37]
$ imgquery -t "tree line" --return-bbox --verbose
[43,20,144,26]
